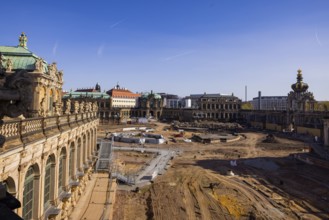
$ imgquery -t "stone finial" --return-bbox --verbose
[19,32,28,48]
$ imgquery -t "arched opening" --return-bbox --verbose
[44,155,56,211]
[49,89,54,113]
[87,132,91,160]
[76,138,82,172]
[58,147,67,195]
[3,177,16,196]
[23,164,40,220]
[69,142,75,179]
[83,134,87,164]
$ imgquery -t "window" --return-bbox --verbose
[77,139,81,171]
[58,149,66,194]
[44,157,53,210]
[23,167,35,219]
[69,144,75,178]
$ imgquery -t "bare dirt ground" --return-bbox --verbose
[106,122,329,220]
[113,151,155,174]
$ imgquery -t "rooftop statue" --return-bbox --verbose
[6,58,13,72]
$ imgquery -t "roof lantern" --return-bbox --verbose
[18,32,28,48]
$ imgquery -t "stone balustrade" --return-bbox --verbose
[0,112,98,152]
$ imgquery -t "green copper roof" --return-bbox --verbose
[0,46,32,54]
[0,46,48,72]
[63,91,110,99]
[141,92,162,99]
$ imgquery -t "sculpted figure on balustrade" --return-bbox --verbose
[74,101,79,114]
[65,99,71,115]
[79,101,85,113]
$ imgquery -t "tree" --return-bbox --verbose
[241,102,253,110]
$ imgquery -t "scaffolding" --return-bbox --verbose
[96,138,113,172]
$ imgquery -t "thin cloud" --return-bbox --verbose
[163,50,195,61]
[97,44,105,57]
[315,31,322,46]
[52,42,58,55]
[110,19,126,28]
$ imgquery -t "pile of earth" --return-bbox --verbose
[262,134,278,143]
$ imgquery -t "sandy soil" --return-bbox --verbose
[113,151,156,174]
[109,122,329,220]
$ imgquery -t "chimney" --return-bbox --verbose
[258,91,261,110]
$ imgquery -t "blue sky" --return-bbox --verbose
[2,0,329,100]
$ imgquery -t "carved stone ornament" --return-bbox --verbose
[0,172,9,181]
[74,101,79,114]
[92,102,98,112]
[48,62,57,77]
[79,101,85,113]
[34,58,43,72]
[65,99,71,114]
[0,54,5,71]
[57,70,63,83]
[6,58,13,72]
[0,70,33,119]
[53,101,62,116]
[39,97,47,117]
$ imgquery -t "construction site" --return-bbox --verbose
[93,121,329,220]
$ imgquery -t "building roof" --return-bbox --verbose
[201,93,239,99]
[0,46,48,72]
[63,91,110,99]
[141,91,162,99]
[76,88,99,92]
[252,96,287,100]
[107,85,140,98]
[0,33,49,72]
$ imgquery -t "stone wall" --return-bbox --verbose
[0,112,99,220]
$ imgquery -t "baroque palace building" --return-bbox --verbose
[241,69,329,145]
[0,33,99,219]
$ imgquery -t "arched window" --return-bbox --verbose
[44,156,55,210]
[77,139,81,172]
[83,135,86,164]
[49,89,54,112]
[69,143,75,179]
[58,148,66,194]
[23,166,38,219]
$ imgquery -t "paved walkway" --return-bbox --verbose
[113,146,176,187]
[69,173,114,220]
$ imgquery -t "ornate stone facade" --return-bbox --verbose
[132,91,163,119]
[0,33,99,220]
[240,69,329,140]
[0,32,64,119]
[287,69,315,112]
[0,113,98,219]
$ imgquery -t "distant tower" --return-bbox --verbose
[95,82,101,92]
[18,32,28,48]
[245,85,247,102]
[258,91,261,110]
